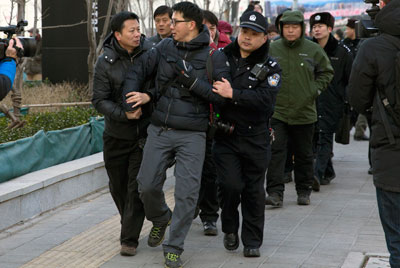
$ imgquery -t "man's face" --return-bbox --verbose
[345,26,355,40]
[312,23,331,40]
[237,27,267,54]
[154,13,172,38]
[254,4,263,14]
[282,23,302,41]
[115,19,141,52]
[268,31,279,40]
[171,11,192,42]
[204,20,217,41]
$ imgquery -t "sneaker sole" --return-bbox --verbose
[204,229,218,236]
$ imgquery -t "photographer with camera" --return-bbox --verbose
[348,0,400,266]
[211,11,281,257]
[0,38,23,101]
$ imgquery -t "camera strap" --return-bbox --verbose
[207,48,216,123]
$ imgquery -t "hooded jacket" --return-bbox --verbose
[269,10,334,125]
[314,34,353,132]
[122,25,231,132]
[348,0,400,192]
[92,33,153,140]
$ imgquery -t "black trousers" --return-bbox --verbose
[197,138,219,223]
[213,133,270,248]
[103,133,145,248]
[266,118,314,196]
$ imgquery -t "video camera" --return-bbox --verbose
[355,0,380,38]
[0,20,37,60]
[207,112,234,139]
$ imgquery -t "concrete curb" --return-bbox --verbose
[0,152,108,231]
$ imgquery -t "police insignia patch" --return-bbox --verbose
[268,73,280,87]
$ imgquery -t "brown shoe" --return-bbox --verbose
[120,244,136,256]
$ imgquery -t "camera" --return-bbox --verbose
[355,0,380,38]
[0,20,38,60]
[251,62,270,81]
[207,112,234,138]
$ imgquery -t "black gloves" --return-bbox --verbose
[175,59,197,89]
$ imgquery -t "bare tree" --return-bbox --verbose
[132,0,149,36]
[114,0,129,13]
[86,0,114,95]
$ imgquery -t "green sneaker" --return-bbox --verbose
[148,219,171,247]
[164,252,183,268]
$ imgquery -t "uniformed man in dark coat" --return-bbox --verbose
[310,12,353,188]
[212,11,281,258]
[348,0,400,266]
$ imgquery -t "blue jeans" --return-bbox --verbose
[376,187,400,268]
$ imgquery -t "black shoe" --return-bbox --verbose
[203,221,218,236]
[312,176,320,192]
[223,233,239,250]
[354,134,369,141]
[324,173,336,182]
[265,193,283,207]
[283,172,293,183]
[368,167,373,175]
[148,217,172,247]
[193,206,200,219]
[243,247,260,257]
[164,252,183,268]
[297,194,310,206]
[320,178,331,185]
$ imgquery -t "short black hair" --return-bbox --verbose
[172,2,203,31]
[111,11,139,33]
[203,10,218,26]
[154,5,172,19]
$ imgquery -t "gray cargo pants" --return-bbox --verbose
[137,124,206,254]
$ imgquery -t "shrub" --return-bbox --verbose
[0,107,101,144]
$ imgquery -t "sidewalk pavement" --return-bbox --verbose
[0,136,389,268]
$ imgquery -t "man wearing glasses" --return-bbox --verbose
[122,2,230,268]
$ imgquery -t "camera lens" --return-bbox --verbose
[19,37,37,57]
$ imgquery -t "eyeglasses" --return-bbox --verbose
[171,19,191,26]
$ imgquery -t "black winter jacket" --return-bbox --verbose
[92,34,153,140]
[218,39,281,137]
[348,0,400,192]
[314,34,353,133]
[342,38,360,59]
[122,26,231,132]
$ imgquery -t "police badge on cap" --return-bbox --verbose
[240,11,268,33]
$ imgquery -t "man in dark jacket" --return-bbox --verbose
[122,2,231,267]
[212,11,281,257]
[265,10,334,207]
[148,5,172,46]
[92,11,152,257]
[348,0,400,266]
[310,12,353,188]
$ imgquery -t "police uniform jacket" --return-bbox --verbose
[122,25,231,132]
[92,33,153,140]
[218,39,281,137]
[314,34,353,133]
[342,38,360,59]
[348,0,400,192]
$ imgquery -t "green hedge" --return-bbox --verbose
[0,107,101,144]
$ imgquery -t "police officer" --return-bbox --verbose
[212,11,281,257]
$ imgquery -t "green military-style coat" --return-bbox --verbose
[269,10,334,125]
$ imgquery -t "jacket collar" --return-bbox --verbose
[173,24,210,51]
[223,38,269,65]
[313,34,338,56]
[103,33,147,62]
